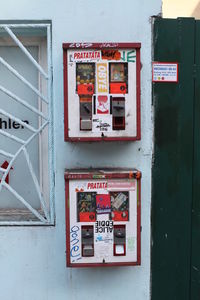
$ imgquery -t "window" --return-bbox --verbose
[0,22,54,225]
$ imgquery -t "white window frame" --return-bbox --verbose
[0,23,54,225]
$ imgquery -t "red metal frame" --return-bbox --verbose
[63,42,141,50]
[152,62,179,83]
[65,169,141,267]
[63,43,141,142]
[137,177,141,265]
[65,178,70,267]
[63,49,69,142]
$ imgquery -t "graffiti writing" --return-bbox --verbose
[99,43,119,48]
[120,50,136,62]
[70,225,81,261]
[69,43,93,48]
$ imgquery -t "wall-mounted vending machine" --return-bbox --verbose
[63,43,141,142]
[65,169,141,267]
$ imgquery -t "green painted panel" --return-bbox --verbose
[190,20,200,300]
[151,18,195,300]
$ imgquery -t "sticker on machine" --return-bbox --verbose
[107,180,136,191]
[97,63,108,93]
[101,49,121,60]
[95,220,113,258]
[86,181,108,191]
[71,50,101,62]
[95,232,113,259]
[96,95,109,114]
[74,182,88,192]
[127,237,137,253]
[92,114,112,132]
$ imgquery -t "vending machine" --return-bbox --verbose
[65,168,141,267]
[63,43,141,141]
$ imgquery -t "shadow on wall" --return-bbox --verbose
[192,1,200,18]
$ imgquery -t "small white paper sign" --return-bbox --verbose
[92,114,112,132]
[152,62,178,82]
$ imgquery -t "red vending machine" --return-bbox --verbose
[63,43,141,141]
[65,168,141,267]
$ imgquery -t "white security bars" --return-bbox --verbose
[0,23,54,225]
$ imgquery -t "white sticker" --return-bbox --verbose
[92,114,112,132]
[152,62,178,82]
[108,180,135,191]
[95,231,113,259]
[127,237,136,252]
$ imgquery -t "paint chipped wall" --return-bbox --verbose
[0,0,161,299]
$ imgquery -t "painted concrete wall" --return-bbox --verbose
[0,1,161,299]
[163,0,200,18]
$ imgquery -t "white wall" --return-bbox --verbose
[0,1,161,299]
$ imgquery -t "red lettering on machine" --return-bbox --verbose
[73,51,101,60]
[87,182,107,190]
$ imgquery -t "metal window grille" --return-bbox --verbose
[0,23,54,225]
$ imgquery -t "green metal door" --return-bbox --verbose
[152,17,200,300]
